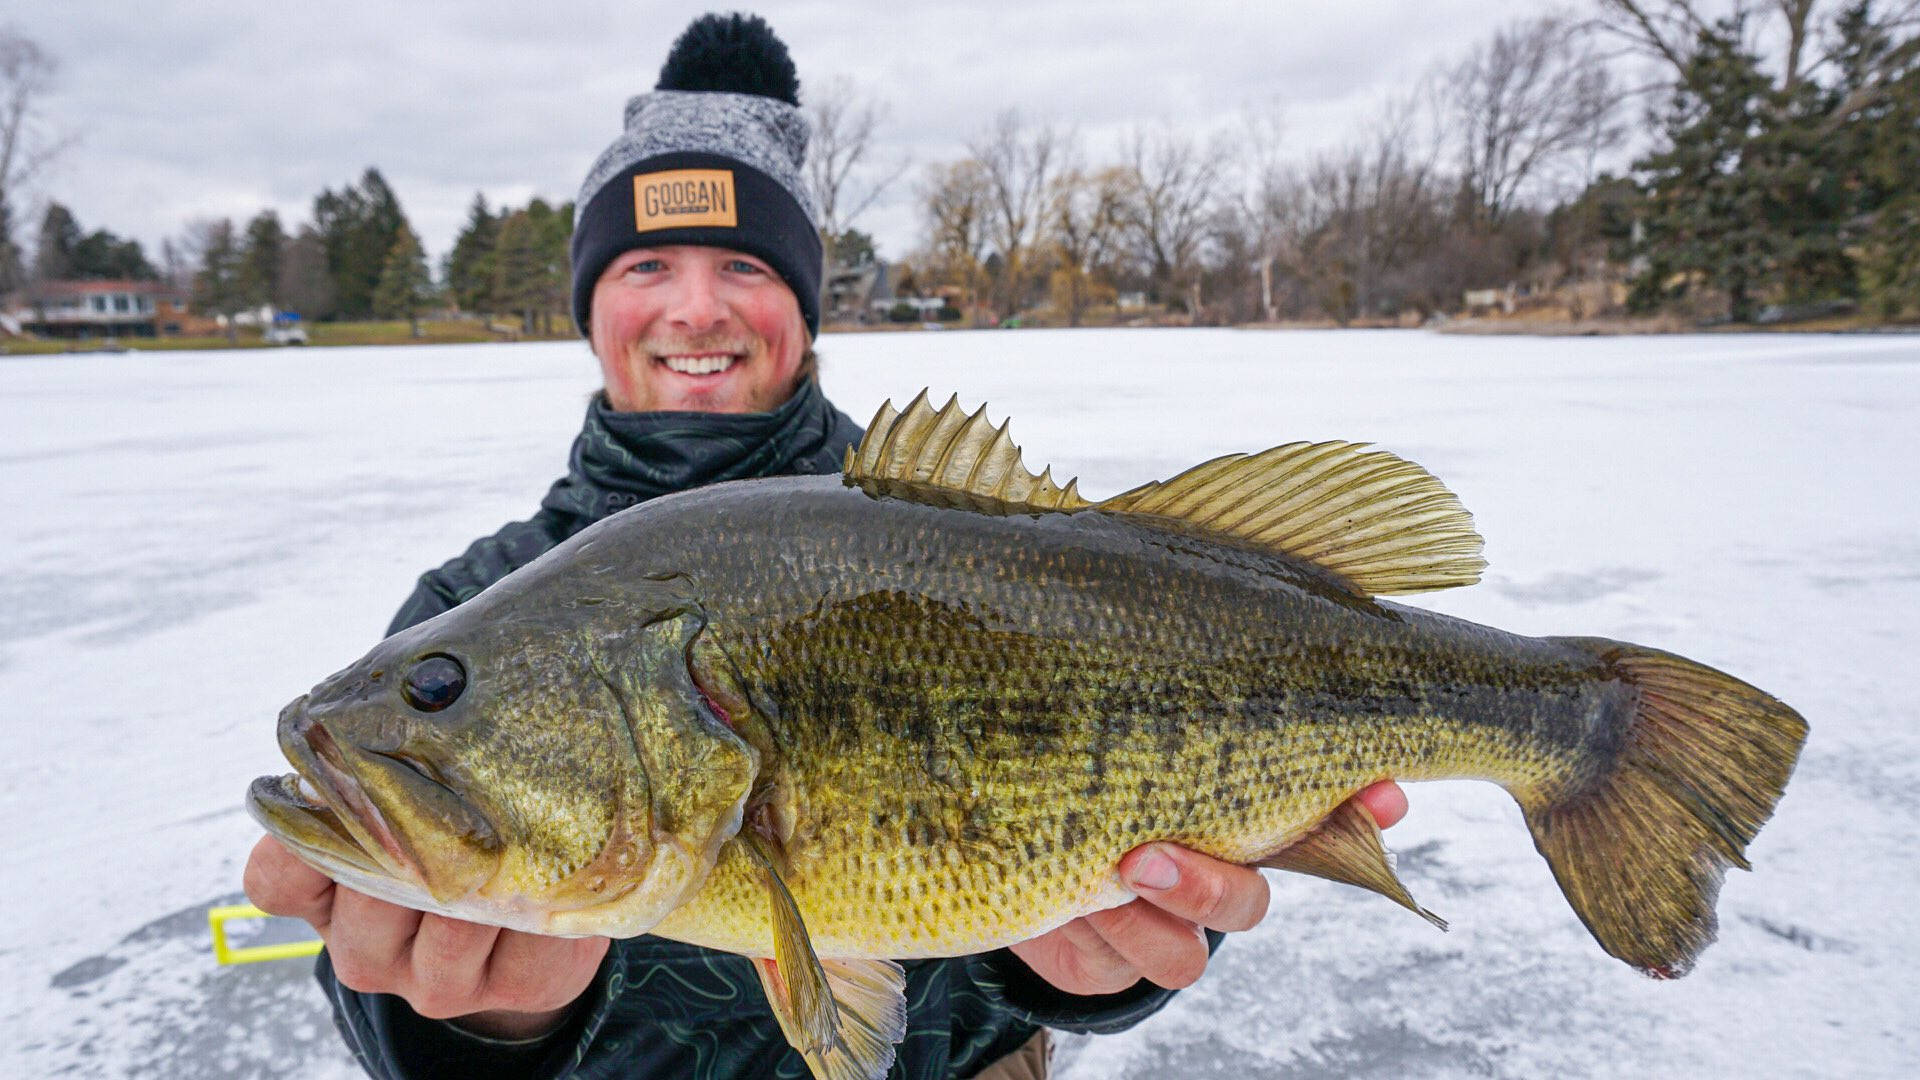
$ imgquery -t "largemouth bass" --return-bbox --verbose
[249,392,1807,1080]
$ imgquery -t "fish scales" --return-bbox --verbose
[639,477,1624,957]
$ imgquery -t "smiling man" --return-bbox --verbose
[590,244,814,415]
[245,13,1404,1080]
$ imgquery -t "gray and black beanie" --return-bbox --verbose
[570,13,822,338]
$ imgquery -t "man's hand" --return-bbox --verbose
[1008,780,1408,996]
[243,836,609,1040]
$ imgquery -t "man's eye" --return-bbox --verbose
[727,259,764,274]
[627,259,665,274]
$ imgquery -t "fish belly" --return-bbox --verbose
[654,617,1609,960]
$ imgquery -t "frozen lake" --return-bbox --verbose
[3,328,1915,1078]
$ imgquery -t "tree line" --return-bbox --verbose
[1,26,570,337]
[184,176,571,337]
[4,2,1916,335]
[5,160,564,339]
[890,0,1919,327]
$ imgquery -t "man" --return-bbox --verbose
[245,14,1406,1079]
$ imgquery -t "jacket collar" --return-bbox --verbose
[539,377,857,525]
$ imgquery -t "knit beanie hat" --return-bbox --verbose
[570,13,822,338]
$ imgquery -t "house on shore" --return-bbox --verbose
[825,258,894,325]
[6,280,185,339]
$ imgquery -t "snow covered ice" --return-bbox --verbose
[2,328,1915,1078]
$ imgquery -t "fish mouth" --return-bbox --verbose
[246,772,388,878]
[247,697,426,887]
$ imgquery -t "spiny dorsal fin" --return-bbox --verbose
[845,393,1483,596]
[1097,440,1485,596]
[843,390,1092,514]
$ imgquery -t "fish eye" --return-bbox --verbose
[402,654,466,712]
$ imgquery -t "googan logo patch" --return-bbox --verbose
[633,169,738,231]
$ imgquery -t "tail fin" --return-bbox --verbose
[1523,638,1807,978]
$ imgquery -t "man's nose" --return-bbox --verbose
[667,270,729,333]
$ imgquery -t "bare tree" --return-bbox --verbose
[1,28,69,294]
[1591,0,1920,145]
[805,75,909,274]
[1045,165,1133,326]
[1243,167,1299,322]
[1592,0,1727,81]
[1813,0,1920,133]
[1447,15,1624,224]
[1118,122,1230,318]
[159,238,193,295]
[918,158,992,323]
[1264,99,1447,323]
[1781,0,1820,91]
[967,110,1065,320]
[1592,0,1919,95]
[1219,103,1294,321]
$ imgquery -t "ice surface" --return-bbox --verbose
[3,329,1915,1078]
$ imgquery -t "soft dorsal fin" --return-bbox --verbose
[843,390,1092,513]
[1096,440,1485,596]
[844,391,1485,596]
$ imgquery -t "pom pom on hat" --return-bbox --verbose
[656,12,801,105]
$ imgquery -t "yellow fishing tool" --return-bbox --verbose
[208,903,322,965]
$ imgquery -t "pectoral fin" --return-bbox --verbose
[740,834,907,1080]
[1257,798,1448,930]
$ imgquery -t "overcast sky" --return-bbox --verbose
[17,1,1553,268]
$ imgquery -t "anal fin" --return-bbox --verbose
[740,834,907,1080]
[1257,798,1448,930]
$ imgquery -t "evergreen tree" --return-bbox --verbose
[829,227,877,267]
[277,226,336,320]
[1626,9,1918,321]
[238,210,287,309]
[32,202,81,281]
[313,167,411,319]
[488,199,573,334]
[1733,81,1853,309]
[69,231,157,280]
[1629,22,1777,321]
[34,203,157,281]
[1834,2,1920,319]
[443,192,500,316]
[524,198,572,334]
[190,218,244,342]
[373,226,433,337]
[491,209,544,333]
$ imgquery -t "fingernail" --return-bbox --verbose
[1131,850,1179,891]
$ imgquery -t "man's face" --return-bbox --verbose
[589,245,809,414]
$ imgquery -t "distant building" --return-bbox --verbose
[871,296,944,320]
[156,295,221,337]
[826,259,891,324]
[1462,287,1516,315]
[10,280,173,338]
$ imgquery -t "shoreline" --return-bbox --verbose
[7,317,1919,356]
